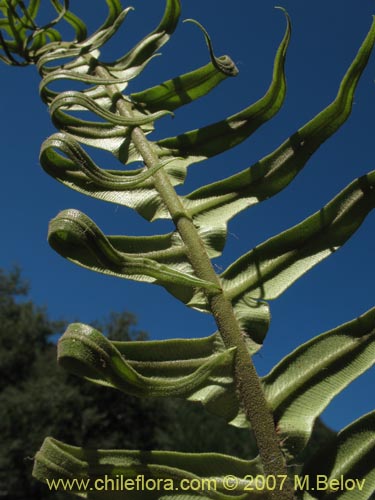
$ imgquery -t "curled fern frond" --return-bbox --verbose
[183,18,239,77]
[0,0,86,64]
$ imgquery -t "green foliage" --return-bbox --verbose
[301,412,375,500]
[0,267,56,391]
[0,270,165,499]
[6,268,322,499]
[1,1,374,499]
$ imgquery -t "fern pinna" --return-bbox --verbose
[1,1,374,499]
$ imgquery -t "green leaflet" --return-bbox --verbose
[40,132,177,230]
[47,208,242,357]
[49,90,173,127]
[41,53,240,216]
[168,286,271,355]
[39,132,153,189]
[34,5,133,73]
[41,54,239,216]
[111,0,181,71]
[218,170,375,300]
[151,10,290,172]
[32,0,186,183]
[27,27,62,52]
[130,58,237,113]
[47,202,222,261]
[41,132,175,189]
[33,437,263,500]
[68,6,131,52]
[31,1,68,37]
[0,0,87,63]
[182,18,239,77]
[50,57,233,127]
[71,0,125,43]
[129,16,239,115]
[50,0,87,42]
[36,7,290,224]
[262,307,375,459]
[48,208,220,294]
[47,202,268,351]
[45,193,226,300]
[0,0,40,25]
[39,144,180,221]
[99,0,124,29]
[183,16,375,234]
[6,0,68,57]
[37,0,181,103]
[300,412,375,500]
[58,323,245,425]
[132,11,373,231]
[176,171,375,347]
[39,67,152,105]
[0,0,29,64]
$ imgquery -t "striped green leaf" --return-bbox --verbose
[182,17,375,234]
[111,0,181,71]
[152,11,290,173]
[58,323,245,425]
[263,307,375,458]
[130,58,237,113]
[48,209,220,294]
[300,412,375,499]
[33,436,263,499]
[180,171,375,347]
[219,171,375,306]
[36,7,290,226]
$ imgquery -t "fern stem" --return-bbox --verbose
[95,65,294,500]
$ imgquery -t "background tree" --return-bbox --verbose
[0,268,167,499]
[0,267,334,499]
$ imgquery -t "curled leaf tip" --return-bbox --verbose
[183,18,239,77]
[274,6,291,25]
[274,6,291,27]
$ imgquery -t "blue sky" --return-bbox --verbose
[0,0,374,432]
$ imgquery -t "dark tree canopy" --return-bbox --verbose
[0,268,334,499]
[0,268,165,499]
